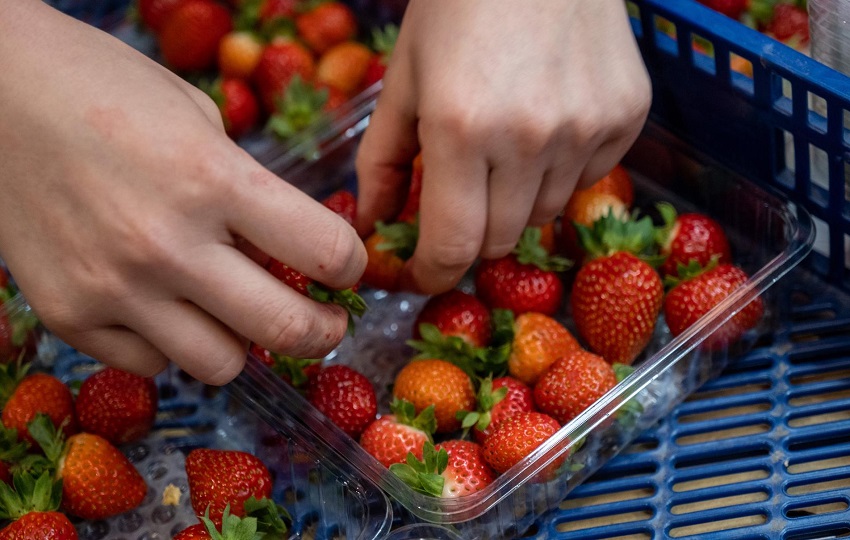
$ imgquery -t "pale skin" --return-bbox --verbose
[0,0,651,385]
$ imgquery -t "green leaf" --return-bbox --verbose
[374,220,419,261]
[243,496,290,538]
[513,227,572,272]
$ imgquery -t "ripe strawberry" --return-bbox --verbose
[137,0,190,34]
[316,41,374,96]
[74,367,159,445]
[0,301,38,366]
[174,498,290,539]
[185,448,273,526]
[656,203,731,279]
[413,289,492,348]
[322,189,357,225]
[481,411,562,475]
[361,220,418,292]
[172,523,211,540]
[250,344,320,387]
[393,359,476,434]
[697,0,749,20]
[475,227,571,317]
[258,0,298,25]
[27,415,146,521]
[158,0,233,72]
[507,312,581,386]
[390,440,496,498]
[396,153,423,223]
[664,262,764,349]
[206,77,260,140]
[571,211,664,365]
[533,349,618,425]
[218,31,265,79]
[561,188,629,263]
[765,3,809,45]
[253,41,316,114]
[461,376,535,445]
[295,1,357,55]
[359,399,436,468]
[0,365,77,447]
[265,75,333,140]
[361,24,399,89]
[307,364,377,439]
[0,472,76,540]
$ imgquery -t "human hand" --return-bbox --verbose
[0,0,366,384]
[354,0,651,294]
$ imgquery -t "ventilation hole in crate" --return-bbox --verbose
[668,513,767,537]
[809,92,829,132]
[554,507,654,534]
[671,468,770,493]
[787,454,850,474]
[653,15,677,55]
[561,486,656,510]
[787,430,850,453]
[721,354,775,375]
[626,1,641,35]
[730,52,753,81]
[789,305,837,324]
[786,499,849,518]
[773,74,794,112]
[156,404,199,422]
[790,367,850,386]
[785,526,850,540]
[670,490,769,515]
[790,408,850,429]
[158,382,179,400]
[809,144,830,197]
[789,388,850,408]
[673,444,770,469]
[583,462,658,484]
[790,289,813,307]
[677,401,772,425]
[686,380,772,402]
[624,437,659,454]
[691,33,715,74]
[786,475,850,496]
[517,524,539,538]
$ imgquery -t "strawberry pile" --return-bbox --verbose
[0,362,159,536]
[134,0,397,140]
[249,160,766,499]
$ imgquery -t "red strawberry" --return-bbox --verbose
[389,440,496,498]
[209,77,260,139]
[185,448,273,526]
[0,472,77,540]
[295,1,357,55]
[0,424,28,485]
[413,289,492,348]
[249,344,320,387]
[392,359,476,434]
[656,203,732,279]
[172,523,211,540]
[361,220,418,292]
[664,262,764,349]
[28,416,147,521]
[697,0,749,20]
[462,376,535,444]
[307,364,377,439]
[253,41,316,114]
[158,0,233,72]
[397,153,423,223]
[74,366,159,445]
[258,0,298,24]
[533,350,618,425]
[359,399,436,468]
[137,0,190,34]
[475,227,571,317]
[507,312,582,386]
[265,76,339,140]
[481,411,562,475]
[174,498,290,539]
[0,365,77,446]
[322,189,357,225]
[361,24,399,89]
[765,3,809,45]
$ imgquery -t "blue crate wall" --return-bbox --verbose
[48,0,132,28]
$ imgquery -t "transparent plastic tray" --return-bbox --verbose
[220,111,816,538]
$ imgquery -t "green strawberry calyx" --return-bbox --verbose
[456,376,508,435]
[242,496,291,538]
[0,360,30,410]
[662,255,722,291]
[390,398,437,443]
[513,227,572,272]
[371,24,399,63]
[375,219,419,261]
[0,471,62,521]
[307,283,368,336]
[575,207,665,267]
[406,323,484,380]
[198,504,265,540]
[266,75,331,142]
[267,354,320,389]
[389,441,448,498]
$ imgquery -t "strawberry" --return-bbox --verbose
[656,203,732,279]
[361,24,399,89]
[0,472,76,540]
[307,364,377,439]
[396,153,423,223]
[0,307,38,366]
[507,312,581,386]
[561,188,629,263]
[74,366,159,445]
[295,1,357,55]
[136,0,190,34]
[481,411,562,475]
[392,359,476,434]
[218,31,265,79]
[533,350,618,425]
[265,75,332,140]
[266,257,366,334]
[474,227,571,317]
[250,344,320,387]
[185,448,273,526]
[27,415,146,521]
[571,211,665,365]
[258,0,299,25]
[158,0,234,72]
[460,375,535,445]
[0,424,28,485]
[697,0,749,20]
[412,289,492,348]
[359,399,436,468]
[390,440,496,498]
[321,189,357,225]
[764,2,809,45]
[664,261,764,349]
[0,365,77,447]
[174,499,290,539]
[316,41,374,96]
[172,523,211,540]
[206,77,261,140]
[253,41,316,114]
[361,220,418,292]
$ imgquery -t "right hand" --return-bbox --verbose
[0,0,366,385]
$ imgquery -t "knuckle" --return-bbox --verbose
[312,225,365,284]
[423,238,480,274]
[264,307,315,353]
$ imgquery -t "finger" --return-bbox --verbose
[577,136,636,190]
[530,160,584,227]
[175,245,350,363]
[480,160,544,259]
[125,297,249,386]
[67,326,169,378]
[225,160,366,290]
[353,48,420,237]
[401,146,489,295]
